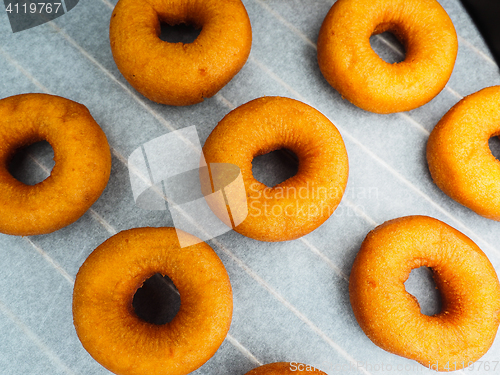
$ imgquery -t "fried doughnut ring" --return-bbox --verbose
[0,93,111,236]
[245,362,327,375]
[73,227,233,375]
[202,97,349,242]
[317,0,458,113]
[349,216,500,371]
[427,86,500,221]
[109,0,252,106]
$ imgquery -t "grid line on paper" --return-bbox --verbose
[24,238,75,284]
[457,34,498,66]
[226,334,264,366]
[140,145,155,185]
[398,112,430,136]
[300,237,349,281]
[301,237,348,280]
[88,209,118,235]
[342,199,379,227]
[212,236,373,375]
[0,299,80,375]
[253,0,317,50]
[0,46,50,93]
[215,92,237,110]
[100,0,114,10]
[46,22,177,134]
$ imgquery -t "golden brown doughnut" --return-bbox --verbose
[317,0,458,113]
[349,215,500,371]
[73,227,233,375]
[0,93,111,236]
[202,96,349,242]
[109,0,252,106]
[245,362,327,375]
[427,86,500,221]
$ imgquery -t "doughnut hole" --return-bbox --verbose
[404,266,442,316]
[488,136,500,161]
[132,273,181,325]
[8,141,55,185]
[370,30,406,64]
[252,149,299,187]
[159,22,201,43]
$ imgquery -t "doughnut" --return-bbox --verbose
[109,0,252,106]
[317,0,458,114]
[427,86,500,221]
[73,227,233,375]
[0,93,111,236]
[202,96,349,242]
[245,362,327,375]
[349,215,500,371]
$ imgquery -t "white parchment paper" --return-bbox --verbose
[0,0,499,374]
